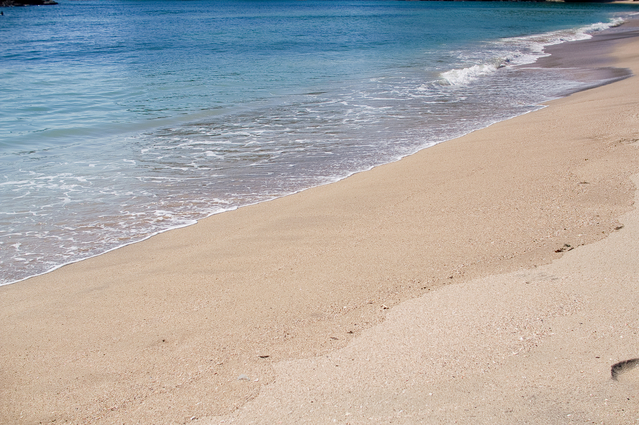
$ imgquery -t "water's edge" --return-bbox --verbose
[2,11,636,287]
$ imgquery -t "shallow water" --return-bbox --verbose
[1,0,637,285]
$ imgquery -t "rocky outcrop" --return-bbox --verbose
[1,0,58,6]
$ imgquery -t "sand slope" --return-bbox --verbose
[2,22,639,425]
[202,174,639,424]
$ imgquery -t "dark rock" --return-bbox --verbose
[1,0,58,6]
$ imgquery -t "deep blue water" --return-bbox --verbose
[1,0,637,285]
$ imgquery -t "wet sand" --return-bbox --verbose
[2,21,639,425]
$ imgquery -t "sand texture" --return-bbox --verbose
[205,176,639,425]
[2,22,639,425]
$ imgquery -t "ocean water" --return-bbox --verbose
[1,0,637,286]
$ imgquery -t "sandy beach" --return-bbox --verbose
[3,20,639,425]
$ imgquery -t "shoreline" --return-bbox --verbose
[3,20,639,425]
[1,14,632,288]
[204,23,639,422]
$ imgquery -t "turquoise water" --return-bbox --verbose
[1,0,637,285]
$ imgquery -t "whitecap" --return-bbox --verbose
[440,63,499,86]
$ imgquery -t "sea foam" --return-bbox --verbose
[439,16,626,87]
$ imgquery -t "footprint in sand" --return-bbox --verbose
[611,358,639,383]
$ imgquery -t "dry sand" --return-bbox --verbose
[205,176,639,425]
[2,21,639,425]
